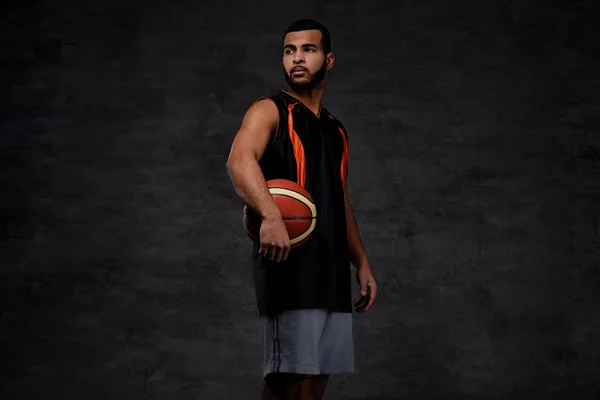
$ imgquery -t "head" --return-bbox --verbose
[282,19,334,91]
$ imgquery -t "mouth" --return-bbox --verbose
[291,68,307,76]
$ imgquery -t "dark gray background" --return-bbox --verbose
[2,0,599,399]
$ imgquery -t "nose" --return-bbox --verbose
[292,51,305,64]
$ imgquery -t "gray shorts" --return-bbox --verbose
[261,309,355,378]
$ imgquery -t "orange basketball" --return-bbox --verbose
[243,179,317,249]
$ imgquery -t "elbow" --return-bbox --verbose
[225,154,238,172]
[226,153,255,173]
[225,161,237,180]
[226,158,246,181]
[226,158,240,172]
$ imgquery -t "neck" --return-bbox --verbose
[286,82,326,115]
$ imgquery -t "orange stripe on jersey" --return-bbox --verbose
[339,127,349,191]
[287,104,306,188]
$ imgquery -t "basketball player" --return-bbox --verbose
[226,19,377,400]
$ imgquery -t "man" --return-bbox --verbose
[226,19,377,400]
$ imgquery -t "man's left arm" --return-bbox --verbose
[345,191,377,312]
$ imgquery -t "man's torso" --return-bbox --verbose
[252,90,352,317]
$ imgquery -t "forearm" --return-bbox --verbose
[226,157,280,220]
[345,199,369,269]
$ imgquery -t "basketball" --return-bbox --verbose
[243,179,317,249]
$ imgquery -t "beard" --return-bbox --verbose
[283,60,328,91]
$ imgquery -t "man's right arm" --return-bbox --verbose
[226,99,290,262]
[225,99,280,220]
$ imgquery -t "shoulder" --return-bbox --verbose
[239,95,281,132]
[254,92,289,109]
[249,93,285,115]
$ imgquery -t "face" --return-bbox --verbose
[282,29,334,90]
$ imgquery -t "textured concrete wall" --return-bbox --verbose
[1,0,599,398]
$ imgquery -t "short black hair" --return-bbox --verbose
[283,19,331,54]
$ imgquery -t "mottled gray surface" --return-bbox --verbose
[1,0,599,399]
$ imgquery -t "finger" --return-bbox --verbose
[282,244,290,261]
[355,298,367,312]
[265,244,275,261]
[360,280,368,296]
[365,285,377,311]
[270,245,278,261]
[275,246,284,262]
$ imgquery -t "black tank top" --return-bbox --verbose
[251,90,352,317]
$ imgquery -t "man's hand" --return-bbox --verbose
[355,265,377,312]
[259,214,291,262]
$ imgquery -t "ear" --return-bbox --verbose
[326,52,335,70]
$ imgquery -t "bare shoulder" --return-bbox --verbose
[240,97,279,132]
[228,97,280,163]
